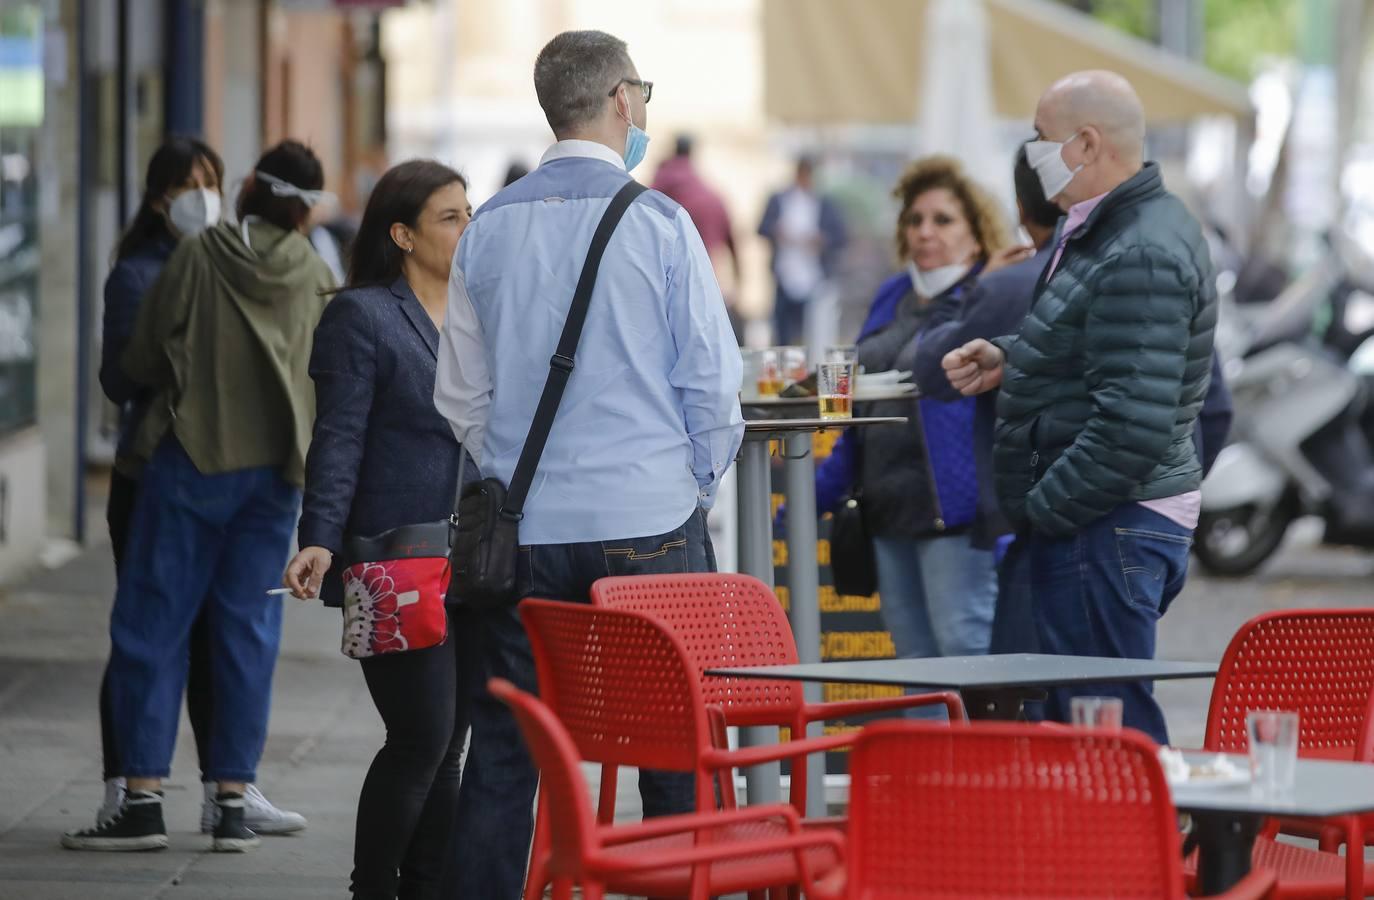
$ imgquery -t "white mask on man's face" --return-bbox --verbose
[1026,131,1084,201]
[166,187,222,238]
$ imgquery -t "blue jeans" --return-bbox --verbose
[1024,503,1193,744]
[872,532,998,658]
[108,438,300,782]
[447,509,715,900]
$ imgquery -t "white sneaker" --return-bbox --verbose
[200,783,307,835]
[97,777,127,827]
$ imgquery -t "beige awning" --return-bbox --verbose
[764,0,1253,125]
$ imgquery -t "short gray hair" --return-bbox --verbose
[534,31,633,135]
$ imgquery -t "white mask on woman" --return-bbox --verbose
[167,188,222,238]
[908,260,971,299]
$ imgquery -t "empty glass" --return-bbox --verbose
[817,362,853,420]
[1247,710,1299,793]
[780,346,809,385]
[1070,696,1123,731]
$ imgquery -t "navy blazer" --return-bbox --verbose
[298,277,476,606]
[100,237,175,460]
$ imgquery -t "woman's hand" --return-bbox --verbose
[283,546,333,600]
[984,243,1036,274]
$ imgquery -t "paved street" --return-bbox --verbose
[1,515,1371,898]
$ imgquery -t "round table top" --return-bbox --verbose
[742,415,908,434]
[741,386,917,409]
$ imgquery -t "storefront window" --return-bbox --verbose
[0,4,41,435]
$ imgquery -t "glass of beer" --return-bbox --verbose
[756,349,783,397]
[817,362,853,420]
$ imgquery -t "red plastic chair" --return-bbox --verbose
[591,573,965,814]
[1187,608,1374,899]
[517,598,850,900]
[488,678,843,900]
[812,721,1275,899]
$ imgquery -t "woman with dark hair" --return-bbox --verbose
[64,140,335,854]
[92,135,304,840]
[282,159,474,899]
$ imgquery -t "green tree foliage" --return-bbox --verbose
[1056,0,1299,80]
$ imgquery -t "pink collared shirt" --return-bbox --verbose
[1044,191,1201,530]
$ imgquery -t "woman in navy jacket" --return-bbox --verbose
[283,161,475,900]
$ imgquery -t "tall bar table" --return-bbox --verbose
[733,414,907,815]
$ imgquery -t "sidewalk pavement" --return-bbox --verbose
[3,515,1374,897]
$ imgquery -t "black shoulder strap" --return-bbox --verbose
[501,179,647,518]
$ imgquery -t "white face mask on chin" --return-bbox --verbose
[908,260,971,299]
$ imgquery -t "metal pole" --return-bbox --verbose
[783,430,826,818]
[734,435,781,805]
[73,0,92,544]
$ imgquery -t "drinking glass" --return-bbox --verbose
[817,362,853,420]
[1070,696,1123,731]
[754,348,783,397]
[781,346,809,385]
[1247,710,1299,793]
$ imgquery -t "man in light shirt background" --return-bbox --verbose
[943,71,1217,744]
[433,29,743,899]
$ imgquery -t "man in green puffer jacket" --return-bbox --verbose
[942,71,1216,744]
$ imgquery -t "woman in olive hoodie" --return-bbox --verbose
[64,141,336,854]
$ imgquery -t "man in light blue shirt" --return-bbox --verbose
[433,29,743,898]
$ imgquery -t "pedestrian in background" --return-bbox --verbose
[283,159,477,900]
[65,140,335,854]
[653,134,744,342]
[758,155,847,346]
[944,71,1217,743]
[813,155,1010,663]
[91,135,305,839]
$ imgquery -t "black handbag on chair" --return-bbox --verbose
[447,180,648,610]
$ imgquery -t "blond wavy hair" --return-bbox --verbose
[893,155,1011,265]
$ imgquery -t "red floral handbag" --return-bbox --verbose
[340,523,450,659]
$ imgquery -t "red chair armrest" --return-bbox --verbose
[596,803,802,846]
[800,690,966,723]
[701,732,856,771]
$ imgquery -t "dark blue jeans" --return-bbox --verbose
[1023,503,1192,744]
[108,438,300,782]
[447,508,714,900]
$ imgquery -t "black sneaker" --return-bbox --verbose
[212,792,260,853]
[62,790,168,851]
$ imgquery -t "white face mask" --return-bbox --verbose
[908,260,970,299]
[1026,131,1084,201]
[166,187,221,238]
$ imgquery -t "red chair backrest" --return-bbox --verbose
[846,722,1184,899]
[591,573,805,727]
[487,678,597,872]
[1203,609,1374,759]
[518,598,711,774]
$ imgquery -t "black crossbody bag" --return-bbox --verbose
[447,180,647,609]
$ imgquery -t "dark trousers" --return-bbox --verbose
[108,438,299,781]
[352,607,468,900]
[772,285,809,346]
[448,509,714,900]
[100,469,215,780]
[1023,503,1192,744]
